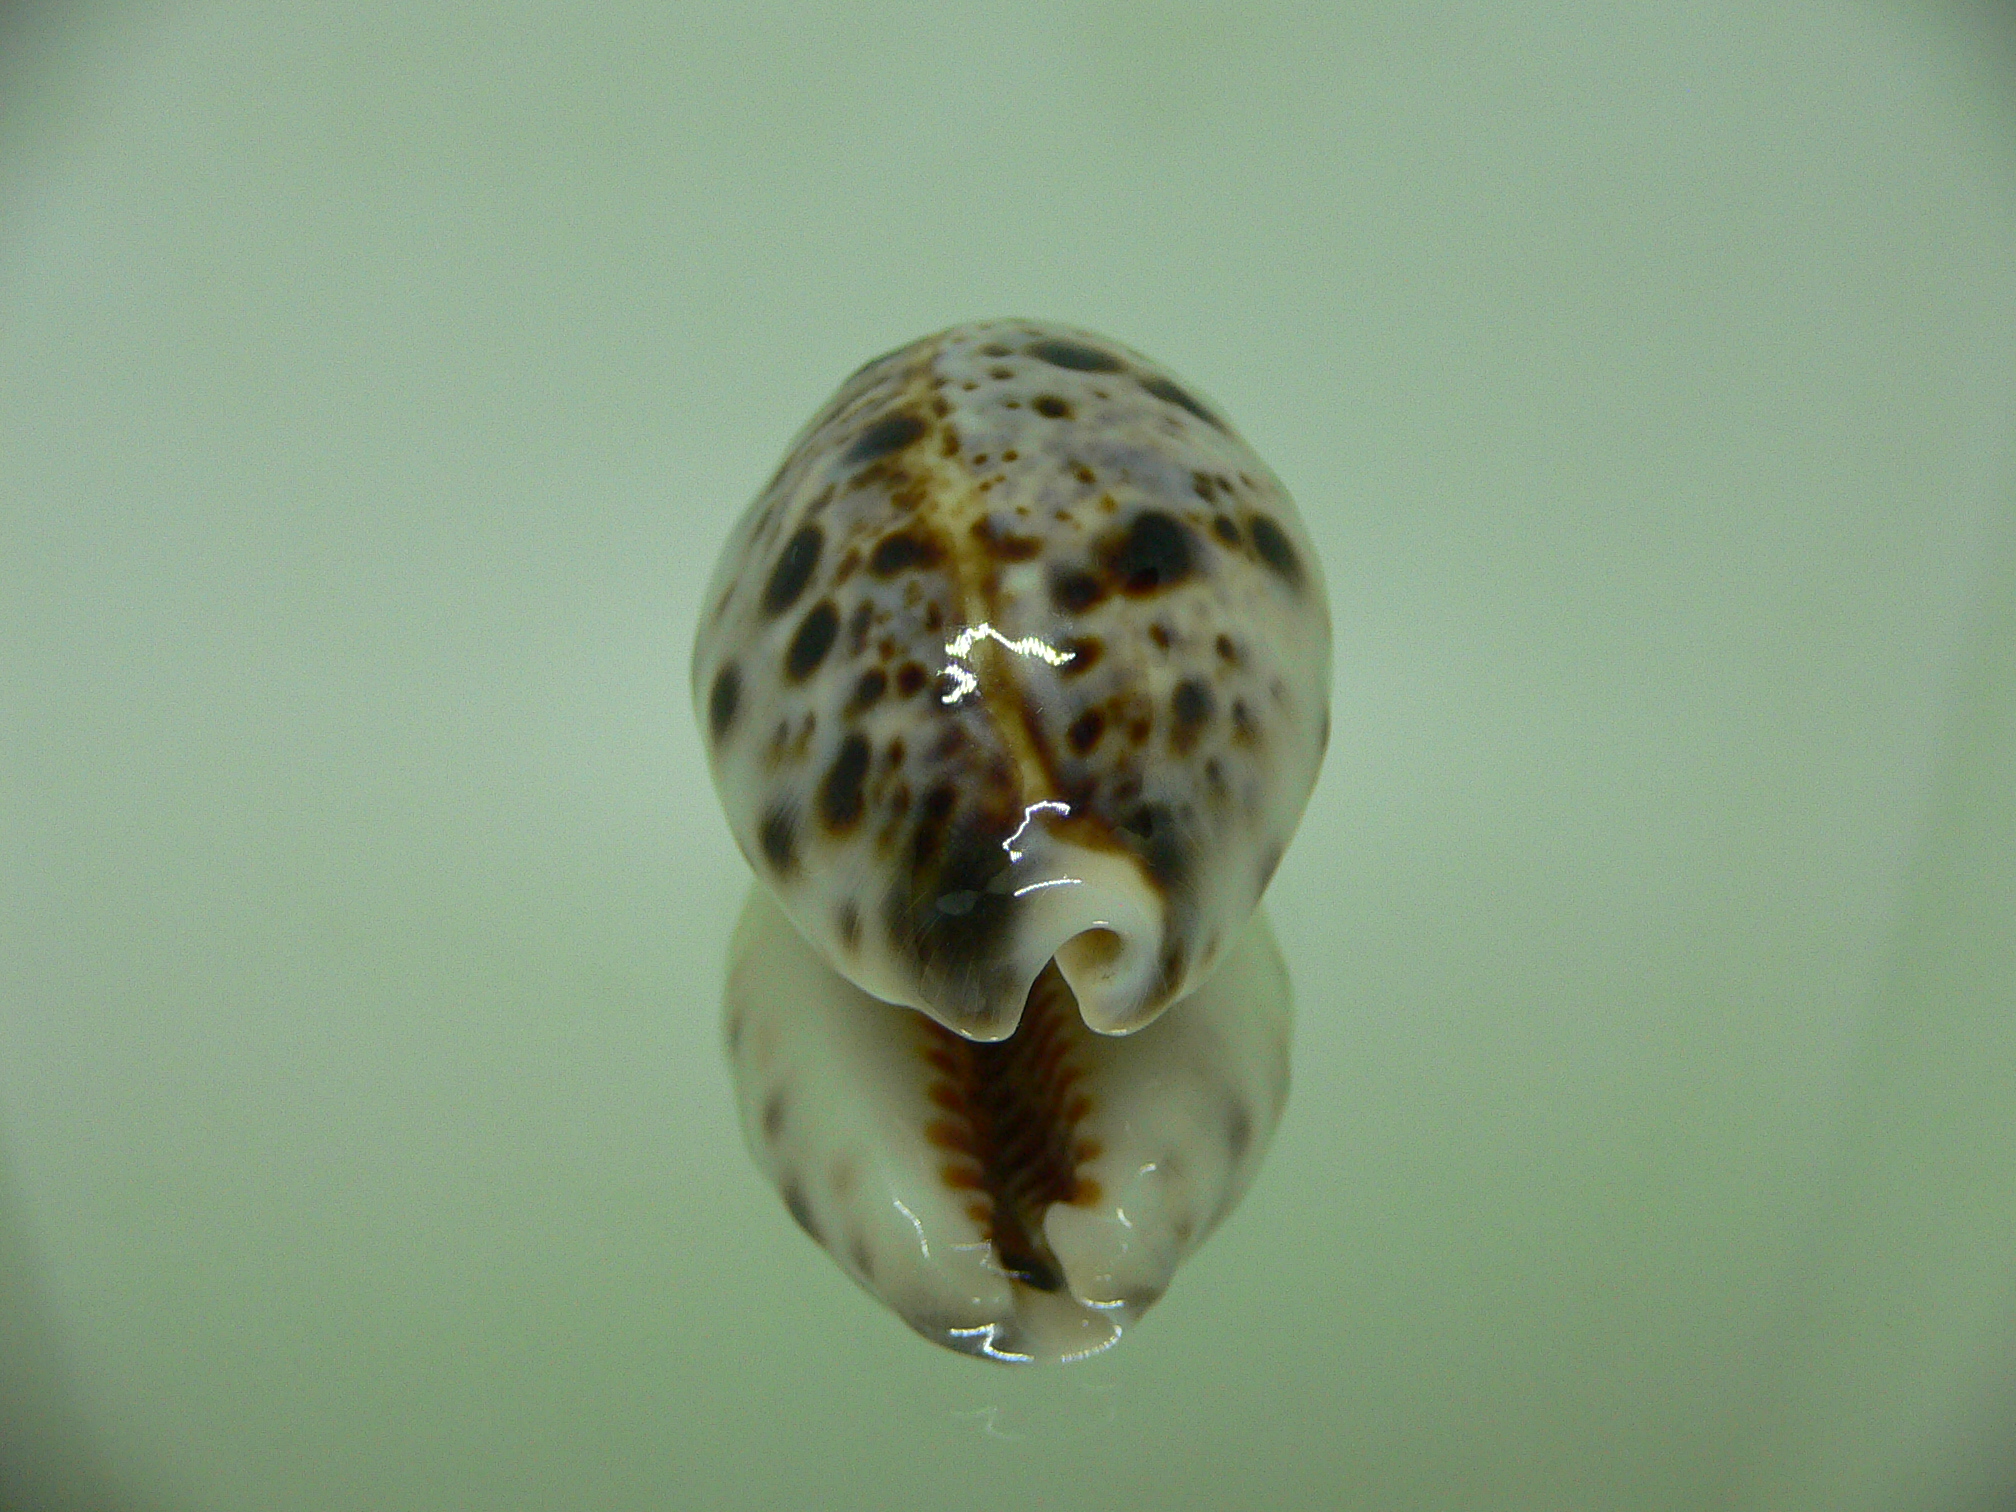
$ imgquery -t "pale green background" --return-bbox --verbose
[3,3,2015,1509]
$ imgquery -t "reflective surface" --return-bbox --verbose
[721,885,1292,1363]
[3,2,2015,1509]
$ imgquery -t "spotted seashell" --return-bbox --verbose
[724,883,1291,1362]
[693,320,1329,1359]
[695,320,1330,1038]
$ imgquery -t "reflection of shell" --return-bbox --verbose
[693,321,1329,1359]
[724,884,1293,1363]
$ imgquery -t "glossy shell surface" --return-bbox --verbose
[693,320,1330,1042]
[723,885,1292,1362]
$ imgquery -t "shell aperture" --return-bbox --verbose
[693,320,1329,1359]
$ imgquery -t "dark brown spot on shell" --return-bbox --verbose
[763,1090,787,1140]
[1232,698,1259,743]
[895,662,928,697]
[1119,801,1189,888]
[819,733,872,832]
[759,804,798,875]
[1149,622,1172,649]
[1100,510,1196,595]
[1212,514,1242,546]
[1139,374,1221,428]
[972,515,1042,561]
[837,900,860,950]
[1171,678,1214,751]
[1051,568,1107,614]
[979,342,1011,357]
[1025,338,1122,372]
[1247,514,1303,586]
[1215,633,1240,664]
[911,783,959,864]
[761,524,823,617]
[1032,394,1073,419]
[846,411,927,465]
[849,667,887,712]
[1066,708,1105,754]
[708,662,741,742]
[1059,637,1102,677]
[785,599,840,681]
[869,530,944,577]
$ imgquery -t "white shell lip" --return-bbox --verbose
[994,836,1166,1039]
[723,883,1294,1364]
[692,318,1332,1043]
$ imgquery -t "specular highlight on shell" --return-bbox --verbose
[693,320,1329,1360]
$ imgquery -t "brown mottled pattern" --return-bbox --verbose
[694,320,1329,1038]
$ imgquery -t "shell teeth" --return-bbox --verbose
[724,883,1291,1363]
